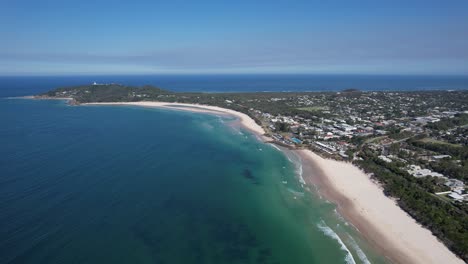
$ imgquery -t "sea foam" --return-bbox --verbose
[270,144,281,152]
[346,234,371,264]
[317,220,357,264]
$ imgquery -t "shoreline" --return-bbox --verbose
[46,100,464,263]
[29,96,74,100]
[298,150,463,264]
[83,101,269,141]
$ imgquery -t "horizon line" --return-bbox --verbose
[1,72,468,77]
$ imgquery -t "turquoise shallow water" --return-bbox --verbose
[0,98,387,264]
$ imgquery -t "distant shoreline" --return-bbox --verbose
[82,101,267,139]
[22,95,73,100]
[32,99,465,264]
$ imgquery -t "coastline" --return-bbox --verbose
[83,101,269,140]
[62,100,464,263]
[298,150,464,264]
[30,96,74,100]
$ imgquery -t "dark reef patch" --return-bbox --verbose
[243,168,259,185]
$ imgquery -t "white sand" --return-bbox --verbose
[85,101,463,263]
[83,101,266,137]
[300,149,464,264]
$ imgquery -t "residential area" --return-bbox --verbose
[244,90,468,204]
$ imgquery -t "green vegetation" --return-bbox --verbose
[427,113,468,131]
[410,138,468,161]
[418,138,463,148]
[275,122,290,132]
[296,106,326,112]
[410,137,468,182]
[39,84,468,262]
[357,149,468,260]
[43,84,171,103]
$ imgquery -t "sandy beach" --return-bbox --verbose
[298,150,464,264]
[83,101,267,139]
[84,101,463,264]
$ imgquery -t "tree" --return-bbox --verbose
[275,122,290,132]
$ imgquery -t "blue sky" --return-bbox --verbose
[1,0,468,75]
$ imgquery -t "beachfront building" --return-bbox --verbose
[448,192,464,202]
[378,155,392,163]
[445,179,465,190]
[406,165,446,178]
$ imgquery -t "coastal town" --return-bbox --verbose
[39,84,468,261]
[41,85,468,204]
[246,91,468,204]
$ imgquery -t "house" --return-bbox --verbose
[445,179,465,190]
[448,192,464,201]
[378,155,392,163]
[407,165,446,178]
[433,155,451,160]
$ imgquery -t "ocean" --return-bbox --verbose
[2,74,464,264]
[0,74,467,97]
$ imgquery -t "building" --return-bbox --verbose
[378,155,392,163]
[407,165,446,178]
[445,179,465,190]
[433,155,451,160]
[448,192,464,201]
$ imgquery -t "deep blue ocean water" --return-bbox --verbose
[0,74,467,98]
[0,97,388,263]
[3,74,463,263]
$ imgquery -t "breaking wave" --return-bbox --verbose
[270,144,281,152]
[317,220,357,264]
[347,234,371,264]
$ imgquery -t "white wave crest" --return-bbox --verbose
[333,209,348,226]
[347,234,371,264]
[297,163,306,184]
[270,144,281,151]
[317,220,357,264]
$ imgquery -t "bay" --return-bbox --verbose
[0,98,386,263]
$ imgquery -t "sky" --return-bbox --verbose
[1,0,468,75]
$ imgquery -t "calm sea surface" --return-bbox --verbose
[3,74,461,263]
[0,74,467,97]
